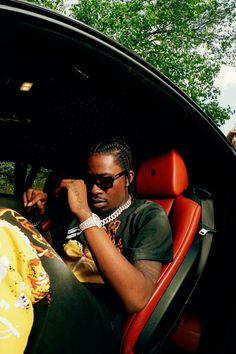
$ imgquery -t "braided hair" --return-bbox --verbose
[89,138,135,197]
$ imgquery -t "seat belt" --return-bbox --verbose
[190,186,217,281]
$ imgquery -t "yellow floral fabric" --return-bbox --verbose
[64,239,103,283]
[0,208,50,354]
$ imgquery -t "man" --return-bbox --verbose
[22,138,173,352]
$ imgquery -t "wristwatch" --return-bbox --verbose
[79,213,102,232]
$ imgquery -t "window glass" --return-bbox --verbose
[31,167,52,190]
[0,161,52,195]
[0,161,15,194]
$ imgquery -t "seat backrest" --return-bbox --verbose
[120,149,202,354]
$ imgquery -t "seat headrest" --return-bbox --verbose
[136,149,188,197]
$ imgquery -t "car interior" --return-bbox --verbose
[0,1,235,353]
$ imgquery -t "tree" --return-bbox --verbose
[27,0,236,126]
[0,162,15,193]
[27,0,64,12]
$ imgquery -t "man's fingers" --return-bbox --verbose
[23,189,47,208]
[23,189,34,207]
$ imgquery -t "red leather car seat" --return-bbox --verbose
[120,149,202,354]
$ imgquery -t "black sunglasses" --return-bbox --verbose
[85,170,127,190]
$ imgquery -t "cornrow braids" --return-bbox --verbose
[89,138,135,196]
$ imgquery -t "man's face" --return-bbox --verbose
[86,153,128,212]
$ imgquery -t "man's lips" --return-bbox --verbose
[92,198,107,205]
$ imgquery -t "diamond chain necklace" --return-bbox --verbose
[100,195,132,226]
[66,195,132,239]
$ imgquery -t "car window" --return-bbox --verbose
[29,166,52,190]
[0,161,15,194]
[0,161,52,195]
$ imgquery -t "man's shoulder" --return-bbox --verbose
[131,198,164,214]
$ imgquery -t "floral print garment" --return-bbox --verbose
[0,208,50,354]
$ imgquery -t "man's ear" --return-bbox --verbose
[127,170,134,185]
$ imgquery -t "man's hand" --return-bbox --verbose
[23,188,48,215]
[55,179,91,221]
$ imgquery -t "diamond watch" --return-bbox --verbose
[79,213,102,232]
